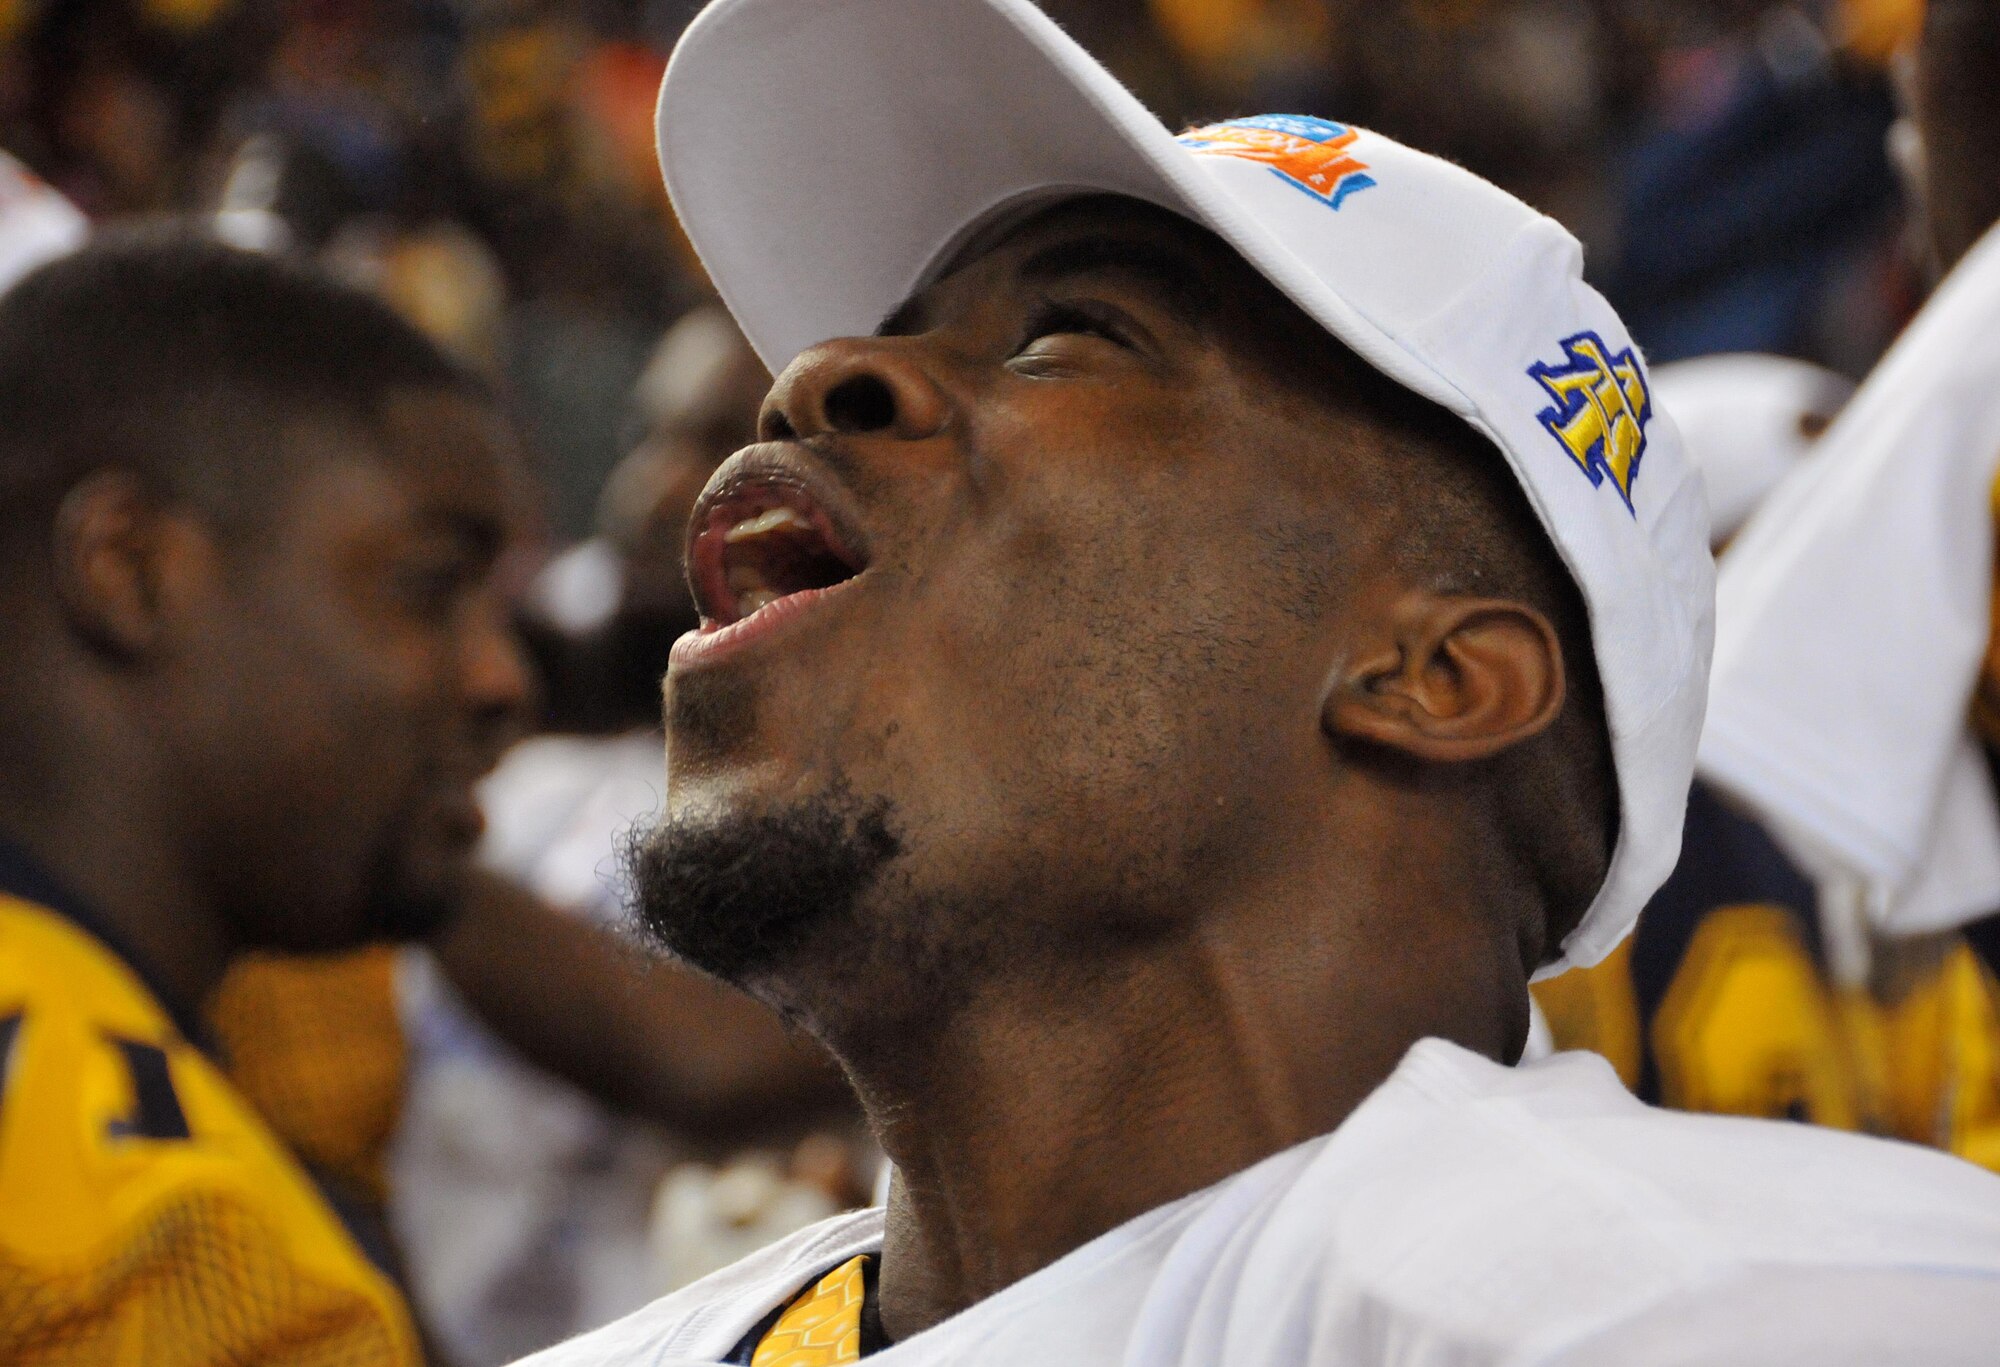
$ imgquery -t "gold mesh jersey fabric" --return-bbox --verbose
[750,1256,870,1367]
[0,894,422,1366]
[208,948,408,1206]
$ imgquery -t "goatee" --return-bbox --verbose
[622,783,902,983]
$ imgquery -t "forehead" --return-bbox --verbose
[372,387,513,494]
[274,386,514,545]
[978,196,1230,275]
[897,197,1244,321]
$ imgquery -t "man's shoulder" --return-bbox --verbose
[515,1208,886,1367]
[0,892,167,1035]
[1542,1264,2000,1366]
[0,892,197,1158]
[1255,1039,2000,1360]
[0,894,423,1363]
[1323,1038,2000,1260]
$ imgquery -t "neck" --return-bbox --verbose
[835,821,1525,1344]
[0,701,236,1020]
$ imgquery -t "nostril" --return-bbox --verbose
[759,406,797,442]
[823,374,897,434]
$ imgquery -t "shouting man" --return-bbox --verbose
[530,1,2000,1363]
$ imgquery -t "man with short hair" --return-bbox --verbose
[0,231,529,1363]
[526,1,2000,1363]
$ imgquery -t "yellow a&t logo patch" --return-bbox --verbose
[1531,331,1652,511]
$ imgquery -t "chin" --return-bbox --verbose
[368,864,469,943]
[361,824,480,944]
[627,774,902,987]
[664,666,766,772]
[249,898,396,955]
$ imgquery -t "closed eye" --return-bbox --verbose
[1015,300,1135,352]
[394,554,480,622]
[1007,299,1150,379]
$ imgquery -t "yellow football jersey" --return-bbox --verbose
[1532,782,2000,1173]
[0,887,422,1367]
[210,947,408,1209]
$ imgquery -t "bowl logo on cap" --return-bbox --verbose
[1530,331,1653,513]
[1176,115,1377,212]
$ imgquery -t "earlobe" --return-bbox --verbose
[51,470,202,660]
[1322,591,1565,763]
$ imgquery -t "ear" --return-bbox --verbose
[51,470,213,660]
[1322,589,1566,763]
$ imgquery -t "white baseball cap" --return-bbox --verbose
[655,0,1714,977]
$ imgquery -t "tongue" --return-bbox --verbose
[722,523,857,619]
[726,566,786,616]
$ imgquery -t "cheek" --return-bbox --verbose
[877,459,1326,887]
[208,604,450,813]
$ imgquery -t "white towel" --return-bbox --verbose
[1698,220,2000,948]
[1651,353,1852,545]
[0,151,83,295]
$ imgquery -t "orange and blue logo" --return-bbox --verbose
[1531,332,1652,512]
[1177,115,1377,211]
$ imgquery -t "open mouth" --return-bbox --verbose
[686,472,870,631]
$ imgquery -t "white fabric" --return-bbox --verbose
[0,152,83,295]
[1699,221,2000,939]
[529,539,628,638]
[475,730,666,917]
[654,0,1715,977]
[1649,354,1853,544]
[515,1038,2000,1367]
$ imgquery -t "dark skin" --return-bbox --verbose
[0,387,529,1015]
[1911,0,2000,279]
[1912,1,2000,723]
[666,199,1569,1340]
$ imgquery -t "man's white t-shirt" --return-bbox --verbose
[517,1039,2000,1366]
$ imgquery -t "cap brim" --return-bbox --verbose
[657,0,1464,416]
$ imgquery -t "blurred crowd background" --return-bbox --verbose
[0,0,1928,540]
[0,0,1957,1363]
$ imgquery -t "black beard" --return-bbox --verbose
[623,783,902,984]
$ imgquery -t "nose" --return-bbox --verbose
[758,337,951,445]
[460,595,533,731]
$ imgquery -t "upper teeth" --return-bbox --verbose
[724,506,812,542]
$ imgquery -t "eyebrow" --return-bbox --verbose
[877,232,1225,339]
